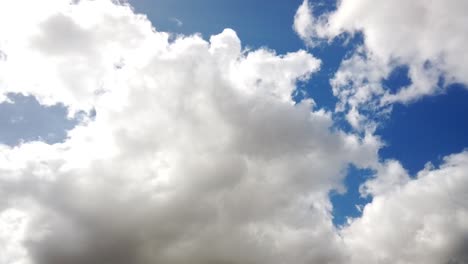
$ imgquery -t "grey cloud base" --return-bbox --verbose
[0,1,467,264]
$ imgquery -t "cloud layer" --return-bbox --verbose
[0,1,467,264]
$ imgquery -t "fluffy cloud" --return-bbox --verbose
[294,0,468,129]
[0,1,380,263]
[0,1,467,264]
[343,152,468,264]
[0,0,166,113]
[292,0,316,47]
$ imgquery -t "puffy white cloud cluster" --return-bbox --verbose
[294,0,468,129]
[0,1,377,263]
[344,152,468,264]
[0,1,467,264]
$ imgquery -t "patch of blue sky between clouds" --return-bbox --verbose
[330,165,373,227]
[382,65,412,94]
[130,0,361,113]
[295,33,365,111]
[130,0,306,53]
[0,93,83,146]
[378,84,468,175]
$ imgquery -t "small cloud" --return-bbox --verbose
[169,17,183,27]
[355,204,364,213]
[0,50,7,60]
[9,115,24,124]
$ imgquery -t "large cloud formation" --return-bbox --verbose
[294,0,468,129]
[0,1,467,264]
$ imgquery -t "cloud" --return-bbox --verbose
[342,152,468,264]
[0,1,380,263]
[293,0,315,47]
[0,209,30,264]
[294,0,468,129]
[0,0,163,113]
[293,0,331,48]
[169,17,183,27]
[1,1,467,263]
[359,160,410,197]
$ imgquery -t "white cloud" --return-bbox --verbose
[0,1,380,263]
[1,0,467,263]
[359,160,410,197]
[343,152,468,264]
[294,0,468,129]
[0,209,30,264]
[293,0,316,47]
[0,0,167,113]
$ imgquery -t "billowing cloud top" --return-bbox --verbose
[0,0,467,264]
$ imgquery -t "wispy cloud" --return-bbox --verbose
[169,17,183,27]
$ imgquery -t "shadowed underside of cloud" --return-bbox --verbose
[0,1,467,264]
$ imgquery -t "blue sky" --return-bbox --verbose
[1,0,468,263]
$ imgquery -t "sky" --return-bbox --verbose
[0,0,467,263]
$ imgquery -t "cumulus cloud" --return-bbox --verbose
[343,152,468,264]
[294,0,468,129]
[293,0,316,47]
[0,0,165,113]
[0,1,467,264]
[0,1,381,263]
